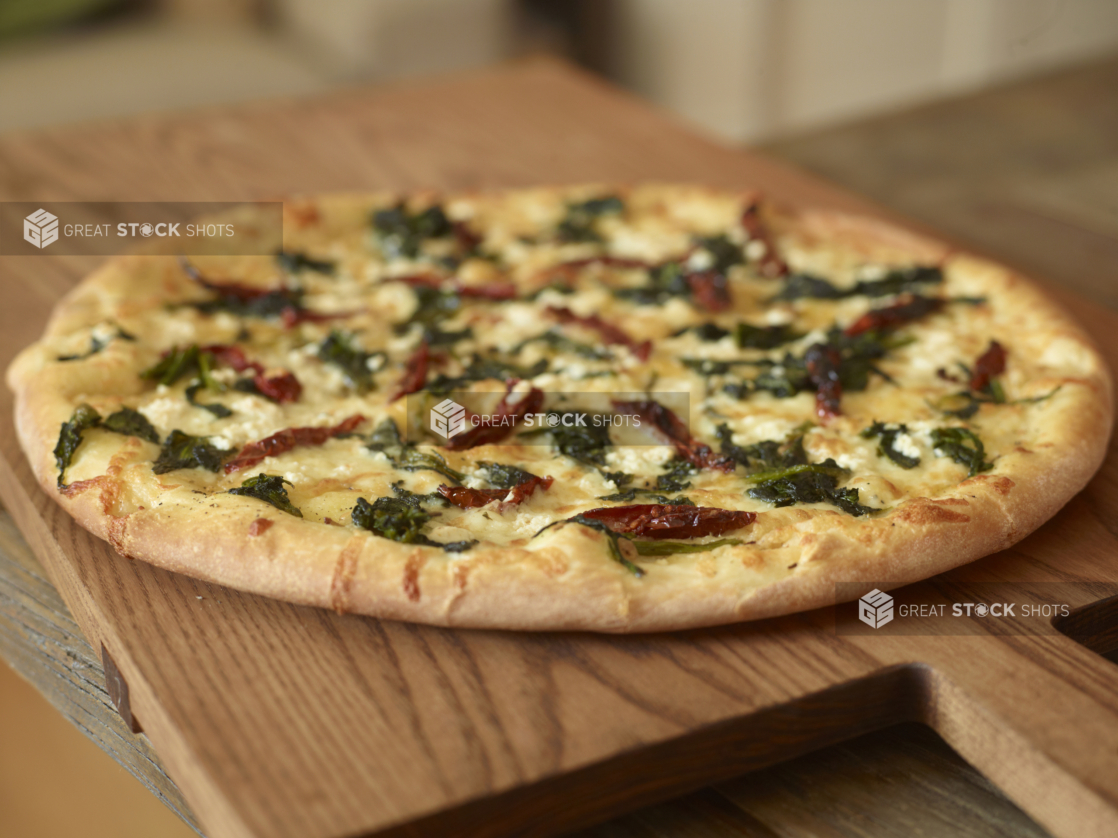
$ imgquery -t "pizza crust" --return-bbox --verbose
[7,185,1113,632]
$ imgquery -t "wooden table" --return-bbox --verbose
[1,55,1116,838]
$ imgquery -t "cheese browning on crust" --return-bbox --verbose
[6,184,1113,631]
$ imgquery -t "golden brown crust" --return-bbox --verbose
[7,185,1113,632]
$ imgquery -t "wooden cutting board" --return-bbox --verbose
[1,59,1117,838]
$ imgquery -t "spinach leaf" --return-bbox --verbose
[861,421,921,469]
[771,274,846,301]
[141,345,203,386]
[394,284,461,333]
[425,355,548,395]
[746,460,874,516]
[192,289,303,319]
[372,203,452,259]
[366,418,465,484]
[317,330,384,393]
[930,427,994,478]
[58,325,136,362]
[542,412,614,468]
[514,329,613,360]
[535,514,644,577]
[276,251,335,275]
[633,538,741,556]
[613,261,690,305]
[391,482,449,508]
[228,474,302,517]
[556,195,624,243]
[102,407,160,444]
[351,496,475,552]
[422,324,473,347]
[735,323,804,350]
[479,462,538,491]
[772,266,942,301]
[656,457,696,492]
[152,430,227,474]
[597,488,694,506]
[54,404,102,487]
[692,234,744,274]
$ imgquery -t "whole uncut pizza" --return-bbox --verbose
[7,185,1112,631]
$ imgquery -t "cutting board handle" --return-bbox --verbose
[921,634,1118,838]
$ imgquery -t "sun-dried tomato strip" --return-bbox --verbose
[612,400,735,472]
[456,281,518,300]
[438,474,553,509]
[200,344,303,404]
[453,220,483,255]
[392,341,430,402]
[741,203,788,278]
[685,270,731,312]
[224,414,365,473]
[844,295,944,337]
[580,504,755,539]
[280,307,362,328]
[443,385,545,450]
[969,340,1007,392]
[547,306,652,361]
[805,343,843,420]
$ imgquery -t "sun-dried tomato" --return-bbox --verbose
[579,504,755,539]
[685,270,732,312]
[442,384,545,450]
[224,415,365,473]
[741,203,788,278]
[969,340,1007,392]
[805,343,843,419]
[547,306,652,361]
[200,344,302,404]
[844,295,944,337]
[612,400,735,472]
[437,473,553,509]
[392,341,430,402]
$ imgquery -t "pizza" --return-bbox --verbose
[6,184,1112,632]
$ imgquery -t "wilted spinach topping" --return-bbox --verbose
[351,496,475,552]
[57,325,135,362]
[772,266,942,301]
[721,328,908,401]
[101,407,160,444]
[152,430,227,475]
[930,427,994,478]
[535,514,645,577]
[317,330,384,394]
[366,418,465,484]
[734,323,804,349]
[53,405,102,487]
[597,489,695,506]
[228,474,302,517]
[141,345,208,386]
[614,261,690,305]
[691,234,744,274]
[556,195,624,243]
[54,405,162,486]
[371,203,452,259]
[276,251,335,275]
[715,426,874,515]
[861,422,921,469]
[514,329,613,360]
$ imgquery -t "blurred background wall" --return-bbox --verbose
[2,0,1118,141]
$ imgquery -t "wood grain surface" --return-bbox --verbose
[1,59,1117,838]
